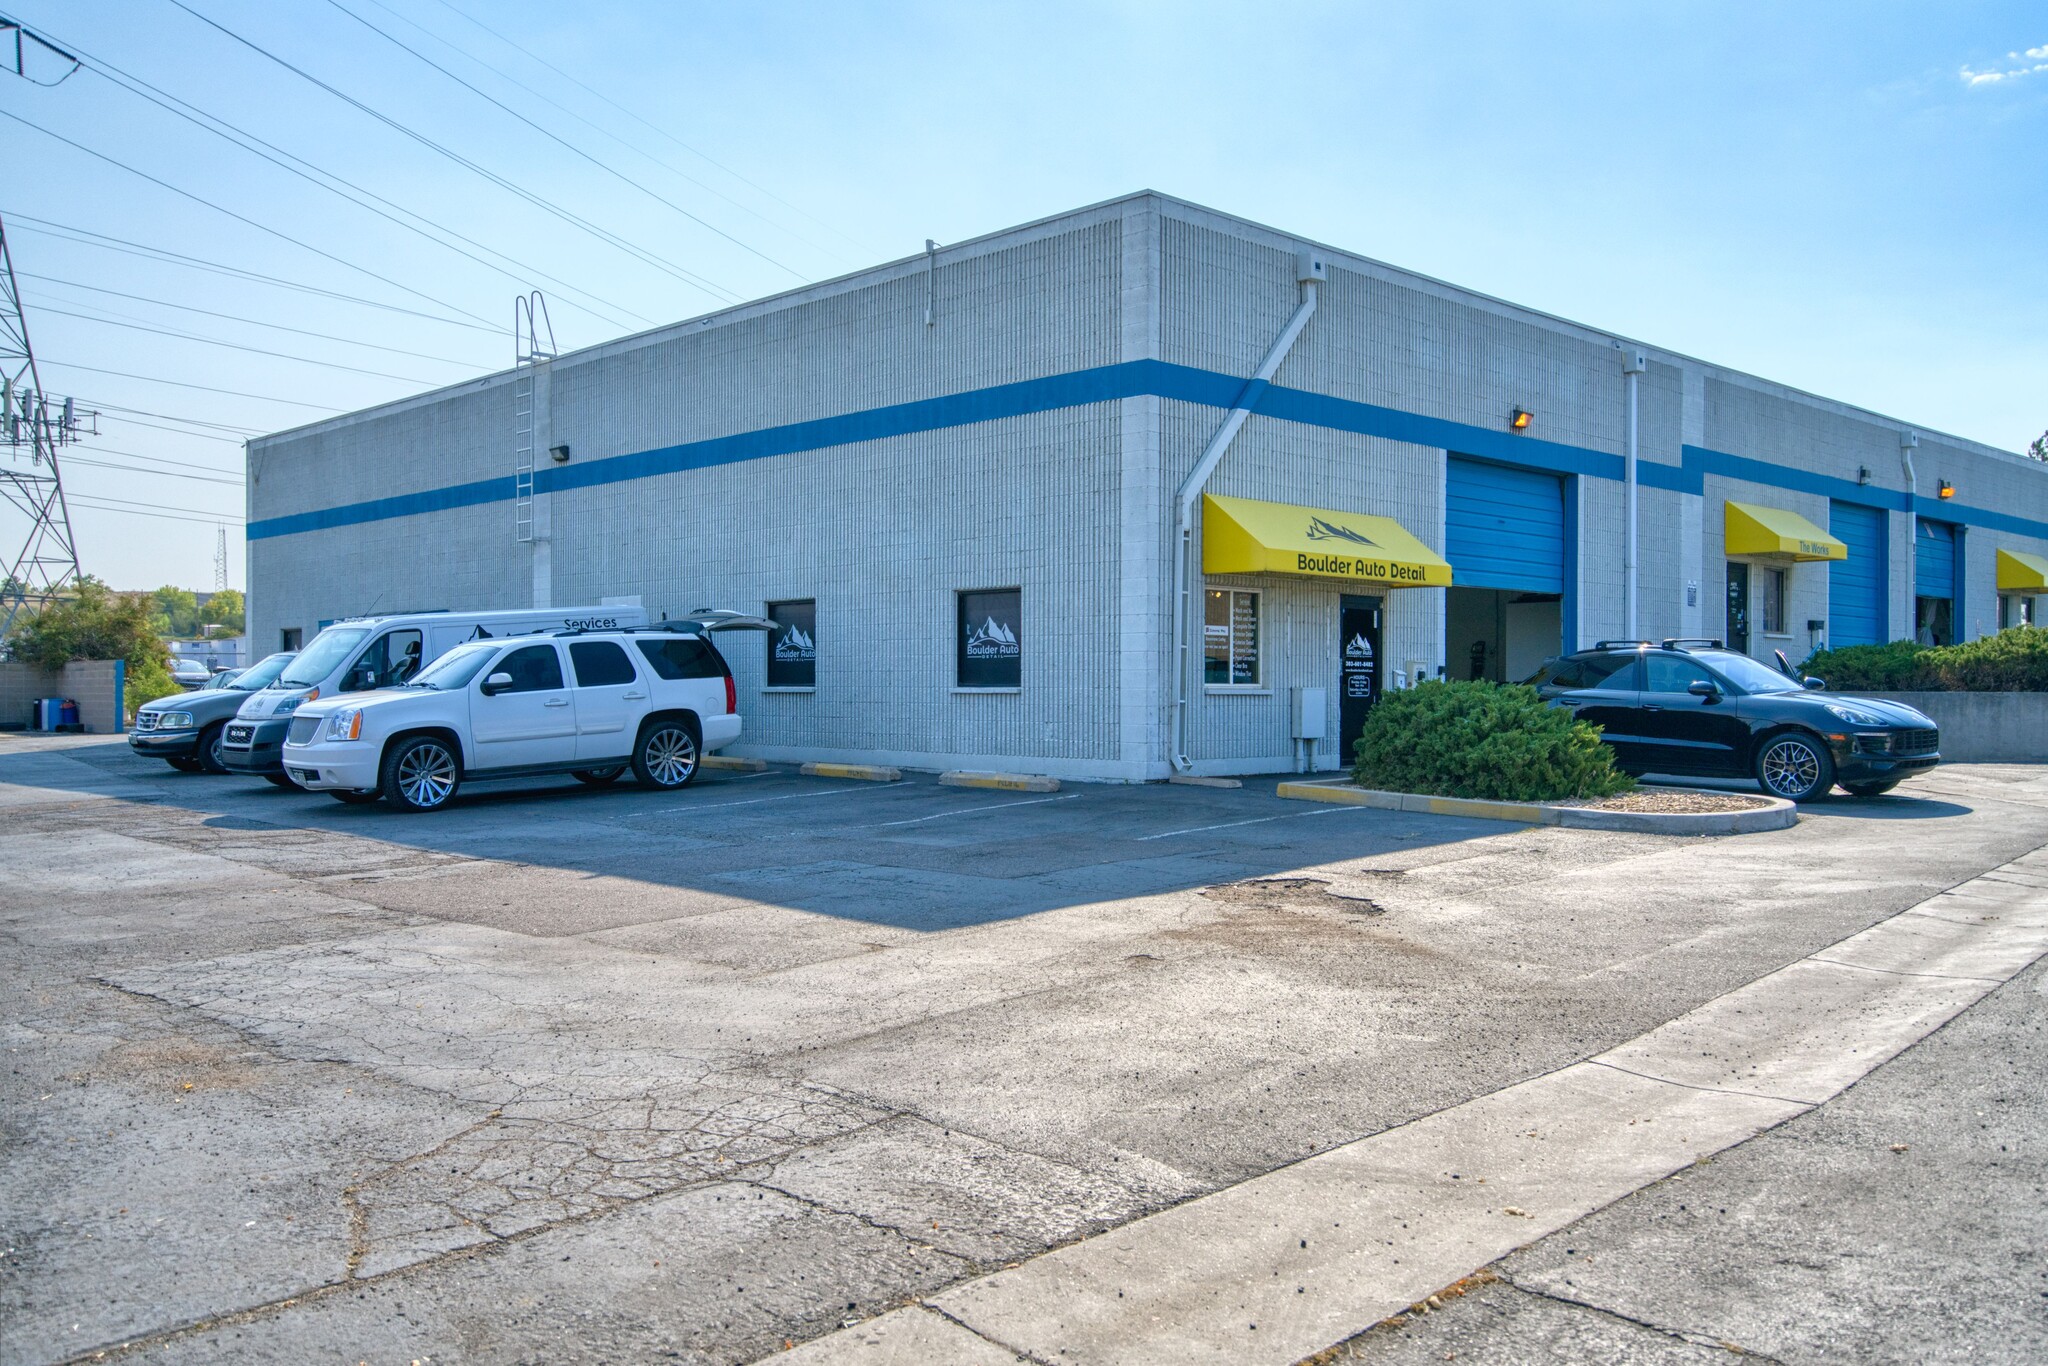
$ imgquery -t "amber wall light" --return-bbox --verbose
[1510,407,1533,432]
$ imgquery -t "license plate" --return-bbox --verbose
[227,725,253,743]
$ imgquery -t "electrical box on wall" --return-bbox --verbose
[1296,250,1329,284]
[1292,687,1327,740]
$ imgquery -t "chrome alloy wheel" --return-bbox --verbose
[642,725,698,787]
[1759,737,1821,799]
[396,741,458,809]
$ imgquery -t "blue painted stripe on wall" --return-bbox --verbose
[1828,500,1888,647]
[247,361,2048,543]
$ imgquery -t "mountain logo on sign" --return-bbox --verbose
[1345,633,1374,659]
[1305,516,1379,549]
[966,617,1020,657]
[774,626,815,661]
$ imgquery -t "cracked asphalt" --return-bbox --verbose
[2,736,2044,1365]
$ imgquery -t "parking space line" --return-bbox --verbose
[870,793,1080,827]
[661,785,894,814]
[1134,804,1360,842]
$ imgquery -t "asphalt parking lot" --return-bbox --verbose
[3,737,2045,1364]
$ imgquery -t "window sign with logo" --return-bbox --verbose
[1203,589,1261,687]
[766,599,816,689]
[957,588,1022,689]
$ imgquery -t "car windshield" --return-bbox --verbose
[276,628,369,688]
[228,653,294,691]
[1699,650,1805,694]
[403,641,498,691]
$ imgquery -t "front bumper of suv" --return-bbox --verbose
[128,728,201,759]
[1830,726,1940,783]
[280,738,383,792]
[220,717,291,775]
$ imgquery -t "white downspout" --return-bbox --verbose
[1900,430,1919,637]
[1619,346,1646,639]
[1169,257,1323,773]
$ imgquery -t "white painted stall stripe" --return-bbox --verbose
[762,845,2048,1365]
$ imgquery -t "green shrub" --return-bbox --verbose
[124,657,183,718]
[1352,679,1633,802]
[1804,626,2047,692]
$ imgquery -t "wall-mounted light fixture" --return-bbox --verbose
[1937,479,1954,500]
[549,444,571,464]
[1857,465,1871,486]
[1509,407,1533,432]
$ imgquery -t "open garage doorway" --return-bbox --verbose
[1447,588,1562,682]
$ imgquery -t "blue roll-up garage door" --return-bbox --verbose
[1446,457,1565,592]
[1916,518,1957,601]
[1828,501,1887,647]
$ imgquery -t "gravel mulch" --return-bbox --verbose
[1573,789,1775,813]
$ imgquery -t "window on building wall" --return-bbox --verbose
[1204,589,1261,687]
[1999,595,2034,630]
[1757,566,1787,635]
[766,600,816,689]
[957,588,1021,689]
[280,627,302,652]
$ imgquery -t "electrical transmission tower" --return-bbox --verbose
[1,212,92,639]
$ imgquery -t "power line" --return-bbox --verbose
[32,301,450,385]
[166,0,741,304]
[83,400,260,438]
[425,0,880,259]
[24,18,647,333]
[326,0,806,280]
[0,107,504,331]
[21,271,484,365]
[67,489,240,518]
[7,214,503,334]
[61,454,239,485]
[354,0,857,270]
[63,495,241,527]
[69,443,243,477]
[40,360,344,411]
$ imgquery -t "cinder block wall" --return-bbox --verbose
[0,659,122,732]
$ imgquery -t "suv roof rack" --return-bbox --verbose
[1661,638,1726,651]
[1592,640,1653,650]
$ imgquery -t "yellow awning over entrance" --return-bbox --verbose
[1997,547,2048,592]
[1202,493,1452,588]
[1723,501,1847,561]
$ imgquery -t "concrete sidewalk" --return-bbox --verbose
[768,846,2048,1364]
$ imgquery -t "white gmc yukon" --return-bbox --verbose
[280,623,749,811]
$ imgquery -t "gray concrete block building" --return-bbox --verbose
[246,192,2048,781]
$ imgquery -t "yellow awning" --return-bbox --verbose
[1723,501,1847,561]
[1997,547,2048,592]
[1202,493,1452,588]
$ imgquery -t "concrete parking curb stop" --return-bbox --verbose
[1168,775,1243,789]
[703,755,768,772]
[764,845,2048,1366]
[939,771,1061,793]
[1274,779,1798,835]
[800,762,903,782]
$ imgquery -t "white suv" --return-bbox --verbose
[280,625,746,811]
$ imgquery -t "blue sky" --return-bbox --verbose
[3,1,2043,592]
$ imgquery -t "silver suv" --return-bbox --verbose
[279,623,751,811]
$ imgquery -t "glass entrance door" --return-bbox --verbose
[1725,563,1750,653]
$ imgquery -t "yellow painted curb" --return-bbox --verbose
[800,762,902,782]
[939,771,1061,793]
[701,755,767,772]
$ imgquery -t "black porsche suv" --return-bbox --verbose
[1526,639,1940,802]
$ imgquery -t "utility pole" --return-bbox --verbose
[1,212,92,640]
[213,524,228,592]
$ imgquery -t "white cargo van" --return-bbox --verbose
[221,606,649,782]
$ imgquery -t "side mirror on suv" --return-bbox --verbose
[1687,679,1723,702]
[479,672,515,697]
